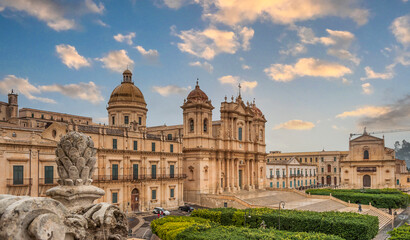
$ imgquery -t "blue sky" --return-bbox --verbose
[0,0,410,152]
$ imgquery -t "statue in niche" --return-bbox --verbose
[0,131,127,240]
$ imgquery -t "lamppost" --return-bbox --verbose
[244,208,252,227]
[278,201,285,230]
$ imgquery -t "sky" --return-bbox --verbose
[0,0,410,152]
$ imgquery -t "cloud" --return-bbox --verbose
[0,75,104,104]
[336,106,391,118]
[95,19,109,27]
[160,0,188,9]
[135,45,159,61]
[84,0,104,14]
[238,26,254,50]
[199,0,368,26]
[218,75,257,91]
[273,120,315,130]
[264,58,351,82]
[96,50,134,73]
[39,81,103,104]
[152,85,191,97]
[0,0,104,31]
[358,95,410,129]
[55,44,90,70]
[391,14,410,47]
[342,78,352,85]
[171,25,252,59]
[242,64,251,70]
[94,117,108,124]
[279,43,307,56]
[0,75,55,103]
[114,32,136,45]
[361,83,373,95]
[290,27,360,64]
[189,61,214,73]
[360,66,393,81]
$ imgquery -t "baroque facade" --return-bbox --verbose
[265,157,317,189]
[0,70,267,211]
[340,130,408,189]
[268,150,348,186]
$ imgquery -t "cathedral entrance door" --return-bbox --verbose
[363,175,371,188]
[326,175,331,185]
[131,188,139,212]
[238,170,243,189]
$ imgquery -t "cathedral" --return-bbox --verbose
[0,70,267,211]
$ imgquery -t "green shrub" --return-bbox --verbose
[306,189,410,209]
[388,223,410,240]
[193,208,379,240]
[152,216,344,240]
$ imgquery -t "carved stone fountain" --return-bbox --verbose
[0,131,128,240]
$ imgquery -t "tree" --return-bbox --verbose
[395,140,410,169]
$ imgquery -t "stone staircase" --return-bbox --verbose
[336,207,392,229]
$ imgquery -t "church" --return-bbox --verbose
[0,70,267,211]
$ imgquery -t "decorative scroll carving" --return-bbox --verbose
[0,131,128,240]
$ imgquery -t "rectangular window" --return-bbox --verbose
[270,170,273,178]
[170,188,174,198]
[334,157,337,161]
[44,166,54,184]
[238,127,242,141]
[152,189,157,200]
[321,168,324,173]
[321,157,324,162]
[168,134,172,140]
[112,164,118,180]
[133,164,138,180]
[170,165,175,178]
[138,117,142,125]
[152,142,155,152]
[151,165,157,179]
[13,165,24,185]
[133,141,138,151]
[113,139,117,150]
[41,114,44,119]
[170,144,174,153]
[334,167,337,173]
[112,192,118,204]
[112,116,115,125]
[283,181,285,188]
[277,182,279,188]
[31,113,34,118]
[124,116,129,124]
[290,181,292,188]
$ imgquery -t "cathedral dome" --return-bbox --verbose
[251,104,263,116]
[187,81,208,102]
[108,70,146,106]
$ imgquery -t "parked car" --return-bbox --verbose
[153,207,170,215]
[178,205,194,212]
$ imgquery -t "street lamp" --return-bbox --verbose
[278,201,285,230]
[244,208,252,227]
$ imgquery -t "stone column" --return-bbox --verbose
[249,159,253,189]
[225,159,230,192]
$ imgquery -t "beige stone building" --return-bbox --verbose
[266,157,317,189]
[340,130,408,189]
[268,150,348,186]
[0,70,267,211]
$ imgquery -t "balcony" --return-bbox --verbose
[6,178,32,187]
[92,174,187,183]
[38,178,58,186]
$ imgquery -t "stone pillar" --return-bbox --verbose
[224,159,230,192]
[249,159,253,189]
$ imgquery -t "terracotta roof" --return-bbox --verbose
[187,83,208,102]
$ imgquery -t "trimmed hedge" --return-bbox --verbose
[306,189,410,209]
[388,223,410,240]
[151,216,344,240]
[192,208,379,240]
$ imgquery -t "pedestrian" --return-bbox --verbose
[160,210,163,218]
[157,212,160,218]
[358,203,362,213]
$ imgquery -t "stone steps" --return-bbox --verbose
[337,207,392,229]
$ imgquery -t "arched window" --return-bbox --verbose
[327,164,331,173]
[364,150,369,159]
[203,119,208,132]
[238,127,242,141]
[189,119,194,132]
